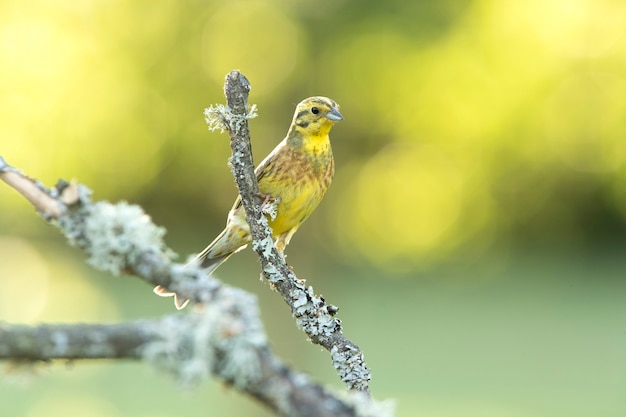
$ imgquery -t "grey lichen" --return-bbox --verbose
[343,392,396,417]
[55,184,93,244]
[49,330,70,356]
[141,315,206,387]
[211,290,267,389]
[252,235,275,261]
[291,287,340,339]
[204,104,230,132]
[59,201,174,275]
[204,103,257,134]
[262,262,280,277]
[331,345,370,391]
[143,288,266,390]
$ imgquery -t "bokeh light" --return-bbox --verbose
[334,143,495,270]
[202,2,303,98]
[0,237,49,322]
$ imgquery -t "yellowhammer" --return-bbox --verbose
[155,96,343,308]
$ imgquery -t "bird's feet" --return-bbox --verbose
[258,192,280,220]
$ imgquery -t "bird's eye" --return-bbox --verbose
[311,106,319,114]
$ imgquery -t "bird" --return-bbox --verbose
[155,96,343,309]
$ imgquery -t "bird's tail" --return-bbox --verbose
[191,226,248,271]
[153,226,247,310]
[153,285,190,310]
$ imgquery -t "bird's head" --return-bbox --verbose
[289,96,343,138]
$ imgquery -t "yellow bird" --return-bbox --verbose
[155,96,343,309]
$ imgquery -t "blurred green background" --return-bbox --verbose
[1,0,625,416]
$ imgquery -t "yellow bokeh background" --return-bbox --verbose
[1,0,626,416]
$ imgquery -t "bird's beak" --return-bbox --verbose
[326,107,344,121]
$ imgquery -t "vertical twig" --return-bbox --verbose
[219,70,371,393]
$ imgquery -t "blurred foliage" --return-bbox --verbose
[1,0,626,416]
[2,0,626,266]
[2,0,625,271]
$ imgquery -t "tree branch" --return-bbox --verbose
[217,70,371,393]
[0,310,371,417]
[0,155,63,219]
[0,155,392,416]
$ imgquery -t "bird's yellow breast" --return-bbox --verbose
[258,135,334,236]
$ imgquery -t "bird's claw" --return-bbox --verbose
[259,192,280,220]
[258,192,280,206]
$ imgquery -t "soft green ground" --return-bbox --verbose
[1,244,624,417]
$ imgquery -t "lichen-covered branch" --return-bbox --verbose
[0,156,391,416]
[0,156,63,219]
[0,305,376,417]
[0,157,216,305]
[215,70,371,393]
